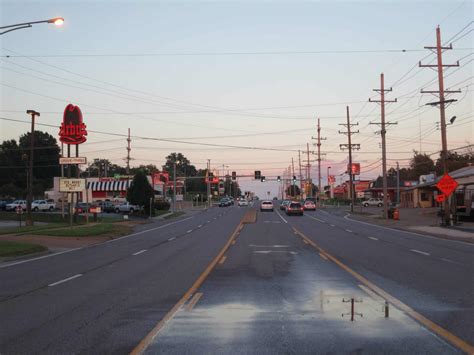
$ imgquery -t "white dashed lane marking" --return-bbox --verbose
[410,249,430,256]
[48,274,83,287]
[132,249,147,256]
[368,237,379,241]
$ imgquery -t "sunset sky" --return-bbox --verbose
[1,0,472,198]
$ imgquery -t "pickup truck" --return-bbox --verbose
[115,202,141,214]
[6,200,27,211]
[32,199,56,212]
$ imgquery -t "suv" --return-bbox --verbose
[363,198,383,207]
[6,200,27,211]
[32,199,56,212]
[286,201,304,216]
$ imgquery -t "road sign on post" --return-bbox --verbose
[436,174,458,197]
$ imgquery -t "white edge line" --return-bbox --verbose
[168,237,176,241]
[48,273,82,287]
[0,216,195,269]
[368,236,379,241]
[133,249,147,256]
[343,214,474,246]
[345,229,353,233]
[274,210,288,224]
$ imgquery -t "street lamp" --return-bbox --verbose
[327,166,334,199]
[0,17,64,35]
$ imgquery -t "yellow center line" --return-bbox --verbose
[185,292,203,312]
[231,240,236,245]
[319,252,328,261]
[219,255,227,265]
[292,226,474,354]
[130,219,246,355]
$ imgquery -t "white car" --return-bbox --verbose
[238,199,249,207]
[32,199,56,212]
[260,200,274,212]
[363,198,384,207]
[6,200,26,211]
[115,202,141,214]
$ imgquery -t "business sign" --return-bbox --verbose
[436,174,458,197]
[59,104,87,145]
[348,163,361,175]
[59,157,87,165]
[328,175,336,184]
[90,206,101,213]
[59,178,86,192]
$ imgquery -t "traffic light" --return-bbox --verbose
[254,170,261,180]
[277,176,281,182]
[260,176,266,182]
[232,171,236,180]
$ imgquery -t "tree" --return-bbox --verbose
[435,151,473,175]
[286,185,301,197]
[162,152,197,179]
[409,151,435,179]
[130,164,159,175]
[127,170,154,216]
[84,159,127,177]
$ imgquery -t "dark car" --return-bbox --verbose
[218,198,231,207]
[0,199,14,210]
[75,202,98,213]
[285,201,304,216]
[280,200,290,210]
[98,201,116,213]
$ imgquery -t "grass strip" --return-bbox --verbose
[0,240,47,257]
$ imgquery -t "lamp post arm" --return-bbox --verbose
[0,25,32,35]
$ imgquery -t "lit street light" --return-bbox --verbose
[0,17,64,35]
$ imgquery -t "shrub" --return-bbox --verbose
[154,200,170,211]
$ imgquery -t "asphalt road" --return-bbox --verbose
[0,206,245,354]
[1,204,473,354]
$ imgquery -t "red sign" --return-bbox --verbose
[436,194,447,202]
[328,175,336,183]
[59,104,87,145]
[152,172,169,185]
[348,163,360,175]
[436,174,458,197]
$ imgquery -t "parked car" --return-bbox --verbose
[363,198,383,207]
[74,202,98,214]
[98,201,117,213]
[238,199,249,207]
[32,199,56,212]
[303,200,316,211]
[6,200,27,211]
[280,200,290,211]
[286,201,304,216]
[219,198,232,207]
[0,199,14,210]
[260,200,274,212]
[115,202,141,214]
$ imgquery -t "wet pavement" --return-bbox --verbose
[145,210,458,354]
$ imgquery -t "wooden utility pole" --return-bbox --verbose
[312,119,326,202]
[369,73,397,219]
[307,143,311,197]
[126,128,131,174]
[419,26,460,226]
[26,110,40,226]
[298,150,303,192]
[339,106,360,213]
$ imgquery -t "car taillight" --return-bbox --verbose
[300,208,304,211]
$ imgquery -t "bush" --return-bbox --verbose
[154,200,170,211]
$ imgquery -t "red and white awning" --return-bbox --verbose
[87,180,131,191]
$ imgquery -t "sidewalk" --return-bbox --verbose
[341,206,474,243]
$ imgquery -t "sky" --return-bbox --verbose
[1,0,472,198]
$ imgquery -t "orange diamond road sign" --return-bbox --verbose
[436,174,458,197]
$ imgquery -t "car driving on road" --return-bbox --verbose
[303,200,316,211]
[280,200,290,210]
[238,199,249,207]
[285,201,304,216]
[260,200,274,212]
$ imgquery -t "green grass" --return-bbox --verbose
[0,223,70,235]
[0,240,47,257]
[30,223,124,237]
[163,211,185,219]
[0,211,121,224]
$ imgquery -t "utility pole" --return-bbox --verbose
[339,106,360,213]
[207,159,211,208]
[173,162,176,212]
[420,26,460,226]
[126,128,131,175]
[396,162,400,205]
[298,151,303,193]
[369,73,397,219]
[307,143,311,197]
[26,110,40,226]
[291,158,295,197]
[312,118,326,203]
